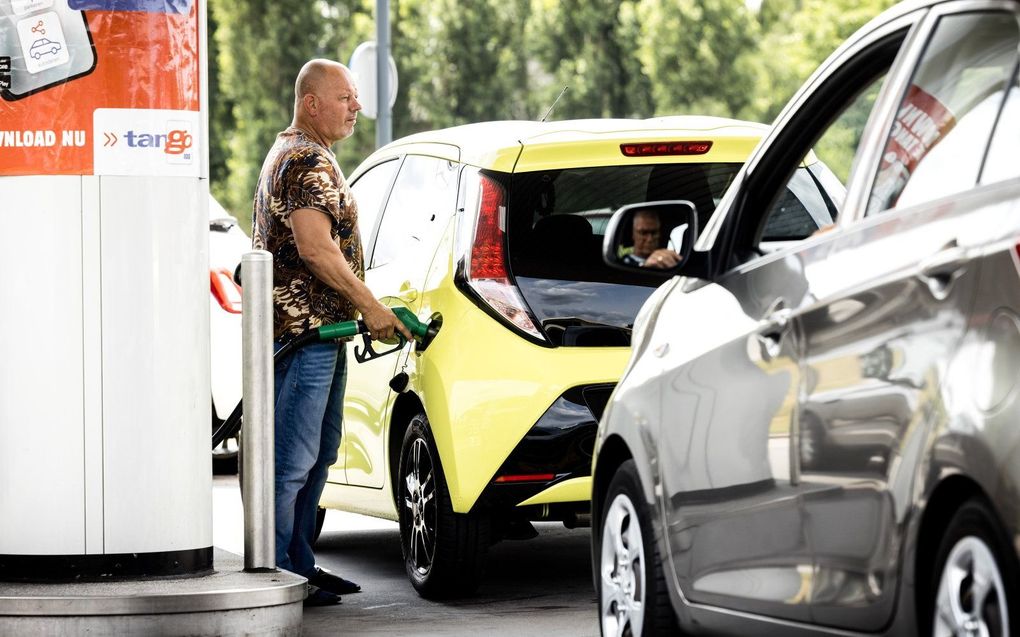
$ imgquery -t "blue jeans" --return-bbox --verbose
[273,340,347,578]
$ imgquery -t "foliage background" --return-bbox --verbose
[209,0,896,230]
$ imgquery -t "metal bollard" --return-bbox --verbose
[241,251,275,571]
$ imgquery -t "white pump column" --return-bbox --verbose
[0,1,212,579]
[0,176,211,566]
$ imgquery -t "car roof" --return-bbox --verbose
[356,116,769,175]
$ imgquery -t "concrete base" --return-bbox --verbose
[0,548,305,636]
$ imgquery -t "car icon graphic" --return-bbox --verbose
[29,38,61,60]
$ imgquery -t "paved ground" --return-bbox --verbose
[213,476,600,636]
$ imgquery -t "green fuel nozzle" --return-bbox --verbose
[316,307,442,364]
[211,305,440,449]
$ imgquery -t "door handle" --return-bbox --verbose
[917,241,967,301]
[755,332,783,360]
[763,307,792,334]
[755,307,793,361]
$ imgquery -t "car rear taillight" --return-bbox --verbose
[620,141,712,157]
[210,268,242,314]
[463,175,545,341]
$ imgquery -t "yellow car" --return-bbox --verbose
[320,117,768,598]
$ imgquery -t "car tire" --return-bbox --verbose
[928,498,1018,637]
[212,407,239,475]
[397,413,490,599]
[598,459,678,637]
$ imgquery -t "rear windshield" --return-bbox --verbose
[506,163,741,346]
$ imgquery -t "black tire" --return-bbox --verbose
[212,407,239,475]
[926,499,1018,637]
[397,413,490,599]
[596,460,677,636]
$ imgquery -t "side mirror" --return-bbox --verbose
[602,200,698,274]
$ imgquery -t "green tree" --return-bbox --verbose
[636,0,759,118]
[525,0,652,119]
[741,0,898,123]
[207,6,234,209]
[391,0,530,129]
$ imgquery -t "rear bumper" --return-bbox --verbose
[468,384,612,515]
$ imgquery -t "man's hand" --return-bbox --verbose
[361,301,413,343]
[642,248,681,269]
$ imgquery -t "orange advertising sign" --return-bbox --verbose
[0,0,200,176]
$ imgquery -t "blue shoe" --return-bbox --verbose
[310,567,361,595]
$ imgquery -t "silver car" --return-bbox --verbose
[592,1,1020,635]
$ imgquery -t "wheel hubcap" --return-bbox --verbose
[601,493,646,637]
[935,535,1009,637]
[403,437,436,575]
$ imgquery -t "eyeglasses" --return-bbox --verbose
[634,228,661,237]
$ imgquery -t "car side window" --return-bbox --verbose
[757,74,884,248]
[867,12,1020,215]
[981,63,1020,185]
[349,159,399,259]
[372,155,459,268]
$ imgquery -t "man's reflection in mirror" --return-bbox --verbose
[620,207,682,269]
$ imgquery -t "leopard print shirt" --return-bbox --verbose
[251,127,364,341]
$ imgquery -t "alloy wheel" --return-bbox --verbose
[934,535,1009,637]
[601,493,646,637]
[403,437,437,576]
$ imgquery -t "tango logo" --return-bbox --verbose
[165,129,193,155]
[124,128,194,155]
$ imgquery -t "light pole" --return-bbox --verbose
[376,0,392,147]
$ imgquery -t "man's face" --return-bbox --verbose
[632,212,661,257]
[317,67,362,143]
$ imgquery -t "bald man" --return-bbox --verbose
[252,58,409,607]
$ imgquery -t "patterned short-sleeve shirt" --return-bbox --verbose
[252,127,365,341]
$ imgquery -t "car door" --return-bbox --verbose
[342,153,460,488]
[657,13,919,625]
[324,157,399,484]
[799,7,1020,631]
[654,247,813,623]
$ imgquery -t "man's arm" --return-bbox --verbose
[291,208,411,341]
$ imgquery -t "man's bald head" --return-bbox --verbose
[291,58,362,146]
[295,59,349,109]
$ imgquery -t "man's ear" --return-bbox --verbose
[302,93,317,116]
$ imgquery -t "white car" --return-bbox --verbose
[208,196,248,473]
